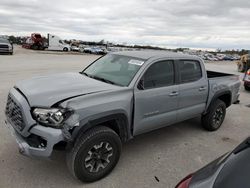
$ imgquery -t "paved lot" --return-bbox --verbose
[0,46,250,188]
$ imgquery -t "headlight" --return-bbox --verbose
[32,108,72,127]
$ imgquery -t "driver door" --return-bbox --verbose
[133,60,178,135]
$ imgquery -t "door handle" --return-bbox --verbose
[169,91,179,96]
[199,86,206,91]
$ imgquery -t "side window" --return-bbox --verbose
[141,60,174,89]
[179,60,202,83]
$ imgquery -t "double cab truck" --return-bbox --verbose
[5,51,240,182]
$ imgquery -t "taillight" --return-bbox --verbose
[244,69,250,81]
[247,69,250,75]
[175,174,193,188]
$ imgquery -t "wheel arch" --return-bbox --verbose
[71,111,131,144]
[205,91,232,113]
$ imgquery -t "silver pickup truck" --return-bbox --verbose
[0,38,13,55]
[5,51,240,182]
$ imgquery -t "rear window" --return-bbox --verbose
[179,60,202,83]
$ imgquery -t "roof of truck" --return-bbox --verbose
[112,50,199,60]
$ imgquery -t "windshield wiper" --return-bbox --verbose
[91,75,118,85]
[81,72,122,86]
[81,72,90,77]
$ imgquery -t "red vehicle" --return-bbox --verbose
[243,69,250,91]
[22,33,45,50]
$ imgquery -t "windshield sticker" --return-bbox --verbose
[128,59,144,66]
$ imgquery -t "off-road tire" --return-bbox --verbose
[201,99,226,131]
[66,126,122,182]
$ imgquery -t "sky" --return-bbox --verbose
[1,0,250,50]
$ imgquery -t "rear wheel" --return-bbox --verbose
[66,126,122,182]
[201,99,226,131]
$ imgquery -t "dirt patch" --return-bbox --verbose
[221,136,231,142]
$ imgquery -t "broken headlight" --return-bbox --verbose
[32,108,72,128]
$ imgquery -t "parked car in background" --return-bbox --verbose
[216,54,226,61]
[83,46,107,54]
[233,55,241,60]
[71,45,80,52]
[5,51,240,182]
[0,38,13,55]
[176,137,250,188]
[243,69,250,91]
[223,55,234,61]
[204,54,219,61]
[79,44,86,53]
[93,47,107,55]
[82,46,92,53]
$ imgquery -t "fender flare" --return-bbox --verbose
[204,90,232,114]
[71,110,131,143]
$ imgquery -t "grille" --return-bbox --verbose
[0,44,8,49]
[5,94,25,131]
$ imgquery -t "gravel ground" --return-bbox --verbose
[0,46,249,188]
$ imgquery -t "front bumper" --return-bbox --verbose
[5,120,64,158]
[0,48,13,53]
[5,88,65,158]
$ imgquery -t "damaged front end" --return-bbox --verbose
[5,88,80,158]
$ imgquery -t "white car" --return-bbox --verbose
[71,46,80,52]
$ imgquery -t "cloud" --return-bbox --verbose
[1,0,250,49]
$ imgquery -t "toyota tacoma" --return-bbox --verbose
[5,51,241,182]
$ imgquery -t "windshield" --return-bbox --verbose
[83,54,144,86]
[0,38,9,43]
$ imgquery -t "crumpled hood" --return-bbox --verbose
[15,72,118,107]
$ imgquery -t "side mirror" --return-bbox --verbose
[137,79,145,90]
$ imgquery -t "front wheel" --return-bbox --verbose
[66,126,122,182]
[63,47,68,52]
[201,99,226,131]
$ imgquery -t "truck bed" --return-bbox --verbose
[206,70,234,78]
[206,70,240,110]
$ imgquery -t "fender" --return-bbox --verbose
[204,90,232,114]
[71,110,131,143]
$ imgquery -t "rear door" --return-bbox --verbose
[176,60,208,121]
[133,60,178,135]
